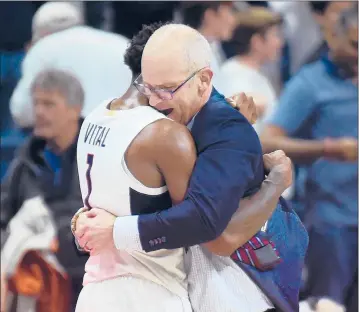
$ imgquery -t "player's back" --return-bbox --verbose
[77,99,187,298]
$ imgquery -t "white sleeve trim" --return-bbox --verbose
[113,215,143,251]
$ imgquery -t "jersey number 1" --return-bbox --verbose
[85,154,94,209]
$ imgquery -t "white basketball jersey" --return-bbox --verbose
[77,99,187,298]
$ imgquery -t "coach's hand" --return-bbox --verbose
[226,92,257,125]
[263,150,293,192]
[75,208,117,255]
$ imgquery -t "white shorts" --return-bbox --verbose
[75,276,192,312]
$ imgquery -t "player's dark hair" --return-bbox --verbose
[308,1,330,15]
[180,1,231,30]
[124,22,166,77]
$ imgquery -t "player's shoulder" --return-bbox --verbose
[143,118,193,143]
[138,118,195,155]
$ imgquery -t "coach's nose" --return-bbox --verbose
[148,93,163,108]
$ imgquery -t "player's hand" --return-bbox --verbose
[75,208,117,255]
[323,137,358,162]
[74,210,92,252]
[263,150,292,191]
[226,92,257,125]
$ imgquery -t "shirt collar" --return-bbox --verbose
[321,51,353,80]
[186,88,218,130]
[187,113,197,130]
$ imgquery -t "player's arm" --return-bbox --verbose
[203,183,280,256]
[113,113,263,252]
[147,120,291,257]
[203,150,292,256]
[151,120,197,205]
[147,120,289,257]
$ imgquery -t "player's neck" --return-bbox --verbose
[236,54,262,71]
[47,121,79,154]
[110,85,147,110]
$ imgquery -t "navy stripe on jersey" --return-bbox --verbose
[85,154,94,209]
[129,188,172,215]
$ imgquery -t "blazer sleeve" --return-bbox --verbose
[114,114,263,252]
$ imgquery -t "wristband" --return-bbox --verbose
[71,207,88,234]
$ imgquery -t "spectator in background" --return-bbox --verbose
[218,7,283,134]
[268,1,323,79]
[268,1,353,85]
[179,1,236,86]
[0,2,44,134]
[261,4,358,312]
[1,69,88,311]
[304,1,354,66]
[10,1,132,129]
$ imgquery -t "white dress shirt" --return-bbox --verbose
[10,26,132,128]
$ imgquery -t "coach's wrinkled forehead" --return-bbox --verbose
[141,24,212,87]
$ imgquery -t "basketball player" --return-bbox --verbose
[73,23,297,312]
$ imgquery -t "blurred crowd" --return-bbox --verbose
[0,1,357,312]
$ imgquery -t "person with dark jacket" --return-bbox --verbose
[1,69,87,311]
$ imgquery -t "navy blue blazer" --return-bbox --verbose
[138,88,308,311]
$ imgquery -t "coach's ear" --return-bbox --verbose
[197,67,213,97]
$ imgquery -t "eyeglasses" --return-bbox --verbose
[133,67,206,101]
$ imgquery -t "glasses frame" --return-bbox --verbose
[133,67,206,100]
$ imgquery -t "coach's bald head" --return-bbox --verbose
[141,24,213,125]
